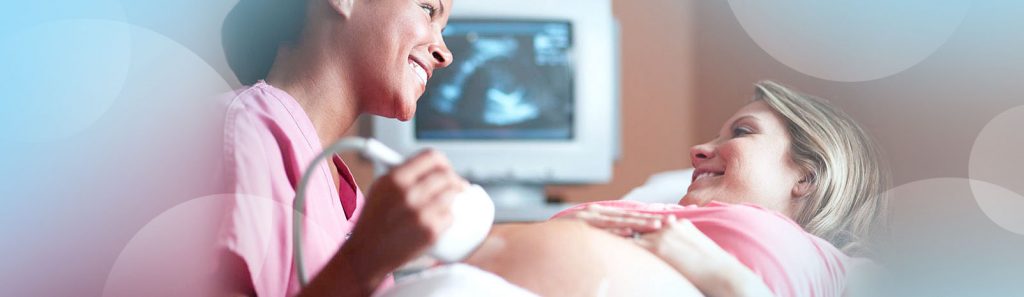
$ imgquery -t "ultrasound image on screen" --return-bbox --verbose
[415,20,574,140]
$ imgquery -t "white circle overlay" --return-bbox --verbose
[727,0,971,82]
[0,19,131,142]
[970,105,1024,235]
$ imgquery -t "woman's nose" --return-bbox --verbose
[690,143,716,165]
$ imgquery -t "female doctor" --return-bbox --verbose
[216,0,459,296]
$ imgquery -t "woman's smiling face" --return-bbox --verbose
[681,101,808,216]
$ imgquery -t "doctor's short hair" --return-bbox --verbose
[753,80,890,256]
[223,0,309,85]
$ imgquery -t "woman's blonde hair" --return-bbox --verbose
[753,80,889,255]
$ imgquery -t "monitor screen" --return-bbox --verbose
[415,20,574,140]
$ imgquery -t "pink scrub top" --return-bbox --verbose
[553,200,849,297]
[216,81,388,296]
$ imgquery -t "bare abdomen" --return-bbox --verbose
[465,220,701,297]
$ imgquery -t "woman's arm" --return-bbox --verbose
[636,216,774,297]
[559,204,774,296]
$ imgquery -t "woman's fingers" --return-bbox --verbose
[607,227,636,237]
[587,204,664,220]
[581,213,662,231]
[573,206,664,233]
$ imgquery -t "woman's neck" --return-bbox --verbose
[265,41,360,150]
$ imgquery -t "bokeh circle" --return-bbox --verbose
[0,19,131,143]
[969,105,1024,236]
[102,194,332,296]
[880,178,1024,294]
[727,0,971,82]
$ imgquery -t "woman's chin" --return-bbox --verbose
[678,193,709,206]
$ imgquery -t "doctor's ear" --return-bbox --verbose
[329,0,355,19]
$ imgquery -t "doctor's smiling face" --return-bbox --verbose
[339,0,454,121]
[681,101,809,217]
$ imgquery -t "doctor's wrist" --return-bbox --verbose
[296,242,380,297]
[335,241,388,296]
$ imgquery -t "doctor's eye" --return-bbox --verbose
[420,2,438,18]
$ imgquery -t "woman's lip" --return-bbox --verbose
[691,169,725,183]
[691,173,721,185]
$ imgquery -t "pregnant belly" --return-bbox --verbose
[465,220,701,297]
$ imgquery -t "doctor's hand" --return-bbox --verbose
[339,150,465,293]
[634,216,774,297]
[558,203,666,237]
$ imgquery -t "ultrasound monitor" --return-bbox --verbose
[415,21,574,141]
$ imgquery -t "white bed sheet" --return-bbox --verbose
[375,264,539,297]
[621,168,693,203]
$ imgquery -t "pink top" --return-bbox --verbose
[553,200,848,297]
[216,81,387,296]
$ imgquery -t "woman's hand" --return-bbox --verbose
[635,216,774,297]
[558,203,665,236]
[339,150,466,292]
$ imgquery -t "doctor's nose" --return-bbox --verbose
[430,40,453,69]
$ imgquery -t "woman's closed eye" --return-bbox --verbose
[732,126,754,137]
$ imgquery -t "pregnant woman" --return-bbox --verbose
[429,81,888,297]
